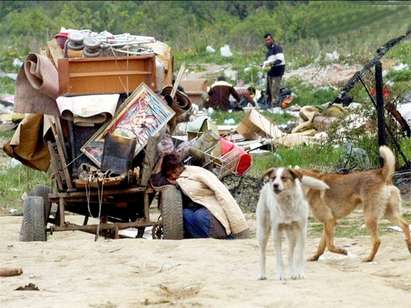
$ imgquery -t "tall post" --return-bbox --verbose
[375,61,386,150]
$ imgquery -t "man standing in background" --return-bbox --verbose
[262,33,285,107]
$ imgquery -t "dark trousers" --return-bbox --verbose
[183,207,227,239]
[267,75,282,106]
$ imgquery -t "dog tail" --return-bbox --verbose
[301,176,329,190]
[380,145,395,183]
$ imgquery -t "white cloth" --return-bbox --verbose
[56,94,119,126]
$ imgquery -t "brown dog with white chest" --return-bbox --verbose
[298,145,411,262]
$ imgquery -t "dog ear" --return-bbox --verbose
[289,169,302,179]
[262,168,275,182]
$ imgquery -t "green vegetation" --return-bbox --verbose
[248,144,344,177]
[285,79,338,106]
[0,165,50,215]
[210,110,296,125]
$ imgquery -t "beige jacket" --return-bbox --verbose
[177,166,249,235]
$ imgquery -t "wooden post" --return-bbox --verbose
[58,197,65,227]
[144,192,150,222]
[375,61,386,149]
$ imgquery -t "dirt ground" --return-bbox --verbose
[1,215,411,308]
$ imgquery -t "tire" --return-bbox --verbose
[20,196,47,241]
[160,186,184,240]
[28,185,52,224]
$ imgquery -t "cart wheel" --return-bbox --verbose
[20,196,47,241]
[28,185,52,224]
[160,186,184,240]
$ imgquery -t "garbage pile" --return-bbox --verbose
[2,28,257,193]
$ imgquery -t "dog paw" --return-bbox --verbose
[340,248,348,255]
[362,257,374,263]
[290,272,304,280]
[307,255,319,262]
[257,275,267,280]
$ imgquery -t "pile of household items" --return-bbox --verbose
[3,28,255,195]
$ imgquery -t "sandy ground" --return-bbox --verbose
[1,215,411,308]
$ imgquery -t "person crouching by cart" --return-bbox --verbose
[151,153,249,239]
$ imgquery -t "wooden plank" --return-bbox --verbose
[58,197,66,227]
[69,71,152,78]
[144,192,150,222]
[47,142,64,191]
[50,122,73,190]
[58,55,156,95]
[65,55,155,63]
[51,220,154,233]
[47,39,64,68]
[48,187,153,199]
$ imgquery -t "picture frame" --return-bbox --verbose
[81,82,175,167]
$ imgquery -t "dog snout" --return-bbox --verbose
[273,183,282,193]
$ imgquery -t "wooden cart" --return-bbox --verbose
[20,119,184,241]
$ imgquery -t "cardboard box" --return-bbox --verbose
[236,109,283,140]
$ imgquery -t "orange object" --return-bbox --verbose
[219,138,252,176]
[280,96,293,109]
[58,55,156,95]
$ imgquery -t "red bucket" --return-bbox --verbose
[219,138,252,176]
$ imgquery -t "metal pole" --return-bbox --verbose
[375,61,386,150]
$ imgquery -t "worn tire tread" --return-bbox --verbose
[160,186,184,240]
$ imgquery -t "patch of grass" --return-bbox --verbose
[0,165,50,215]
[0,77,15,94]
[210,110,296,126]
[0,130,14,139]
[261,111,296,125]
[387,42,411,66]
[385,69,411,83]
[308,216,396,238]
[285,78,338,106]
[249,143,344,177]
[209,110,246,125]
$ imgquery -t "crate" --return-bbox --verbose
[58,55,156,95]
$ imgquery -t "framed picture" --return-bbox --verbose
[81,83,175,167]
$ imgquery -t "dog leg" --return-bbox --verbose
[324,219,348,256]
[257,206,271,280]
[285,228,297,279]
[308,230,326,261]
[273,228,285,280]
[293,224,306,279]
[385,214,411,255]
[384,192,411,255]
[363,217,381,262]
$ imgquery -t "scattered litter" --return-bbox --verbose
[325,50,339,62]
[220,44,233,58]
[223,118,236,125]
[159,262,181,272]
[15,283,39,291]
[392,63,409,71]
[206,46,215,53]
[386,225,411,232]
[13,58,23,68]
[0,70,17,80]
[284,63,361,87]
[0,267,23,277]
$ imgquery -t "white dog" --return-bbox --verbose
[257,167,329,280]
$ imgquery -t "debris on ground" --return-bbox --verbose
[15,283,39,291]
[0,267,23,277]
